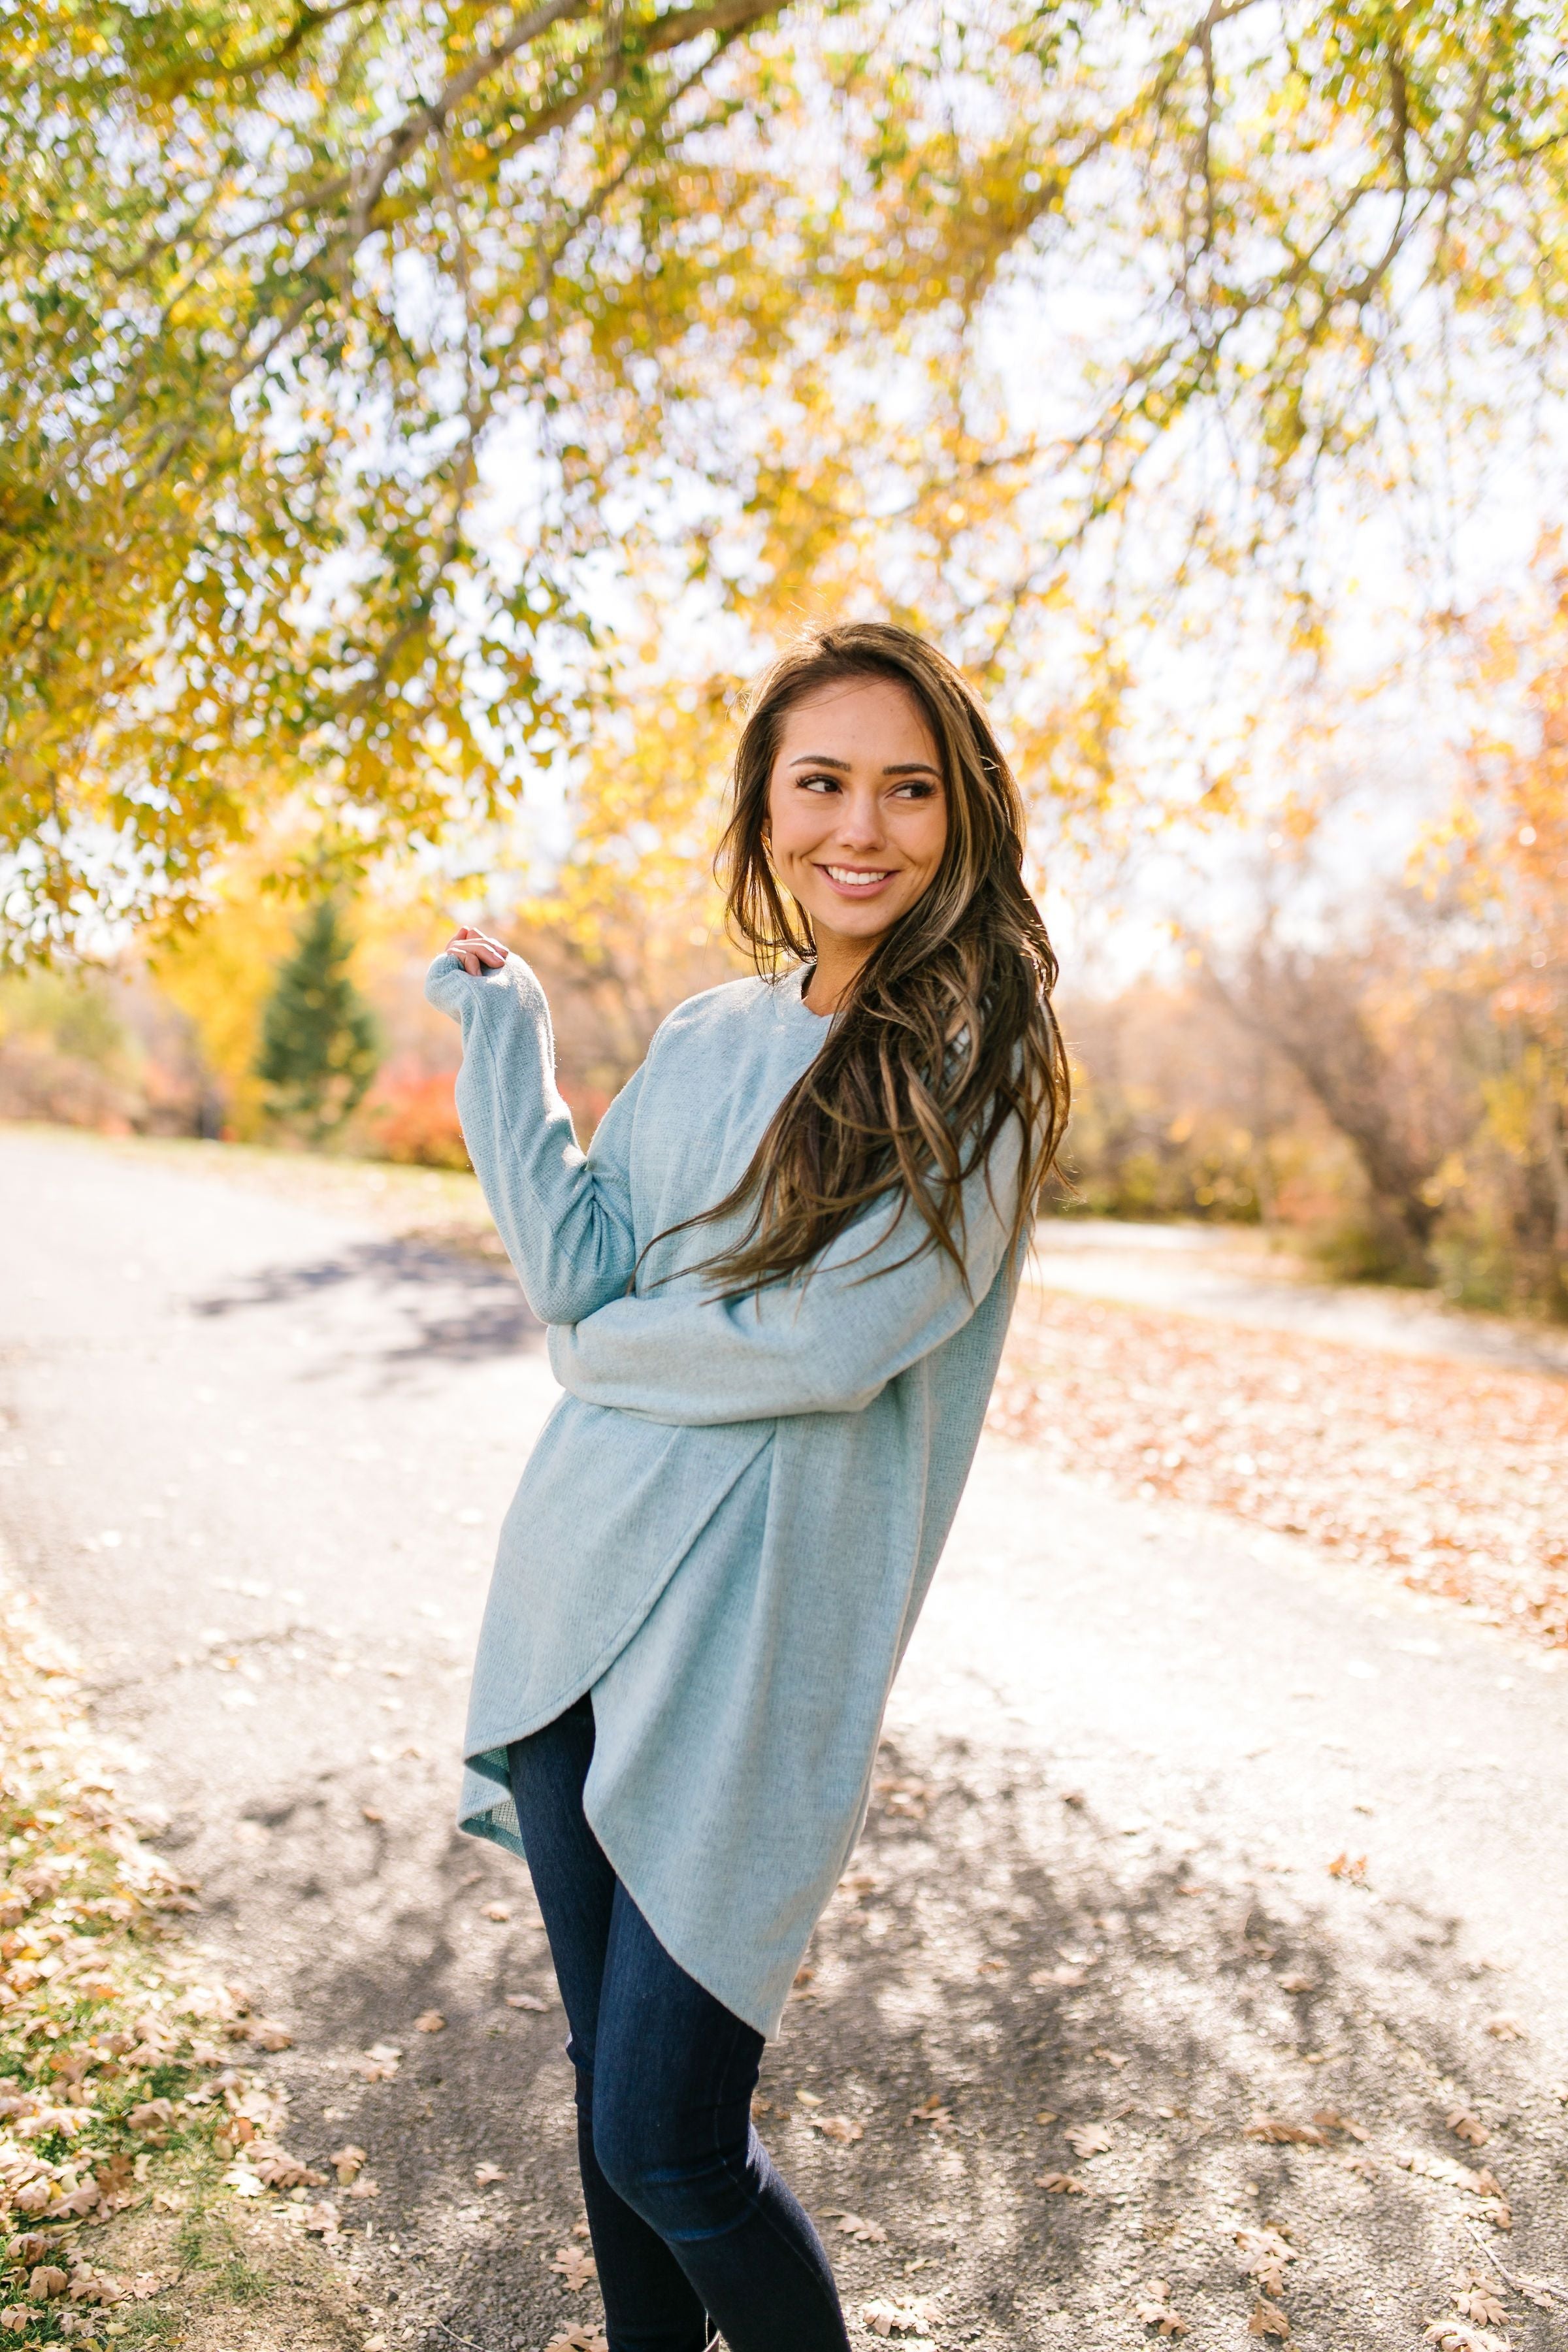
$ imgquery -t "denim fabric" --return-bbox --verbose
[507,1698,852,2352]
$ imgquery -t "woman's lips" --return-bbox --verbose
[817,864,895,893]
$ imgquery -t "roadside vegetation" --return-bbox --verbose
[0,1568,361,2349]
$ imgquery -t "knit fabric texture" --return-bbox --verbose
[426,949,1022,2036]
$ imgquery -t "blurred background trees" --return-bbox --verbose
[2,0,1567,1314]
[254,899,382,1143]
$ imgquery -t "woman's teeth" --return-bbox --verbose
[823,866,891,886]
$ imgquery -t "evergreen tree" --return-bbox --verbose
[255,899,380,1145]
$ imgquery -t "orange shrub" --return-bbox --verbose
[359,1063,469,1169]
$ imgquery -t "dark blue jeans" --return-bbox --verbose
[506,1695,852,2352]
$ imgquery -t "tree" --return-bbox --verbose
[1439,547,1568,1280]
[6,1,1568,952]
[1,0,789,953]
[255,899,381,1142]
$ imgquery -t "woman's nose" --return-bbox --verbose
[833,792,885,849]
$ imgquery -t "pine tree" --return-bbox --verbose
[255,898,380,1145]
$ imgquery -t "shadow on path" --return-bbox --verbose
[190,1237,545,1369]
[196,1735,1565,2352]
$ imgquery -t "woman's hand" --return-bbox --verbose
[444,925,510,976]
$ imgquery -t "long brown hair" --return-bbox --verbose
[670,622,1068,1296]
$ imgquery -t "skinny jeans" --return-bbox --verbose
[506,1695,853,2352]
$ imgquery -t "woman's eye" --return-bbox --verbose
[797,774,840,793]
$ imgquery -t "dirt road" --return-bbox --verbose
[2,1126,1565,2350]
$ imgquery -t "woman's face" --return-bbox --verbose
[765,676,948,955]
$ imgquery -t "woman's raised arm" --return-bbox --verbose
[547,1120,1023,1424]
[425,947,640,1326]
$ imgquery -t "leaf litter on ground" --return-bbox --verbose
[992,1290,1568,1648]
[0,1565,346,2346]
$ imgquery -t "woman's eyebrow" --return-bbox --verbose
[786,754,941,776]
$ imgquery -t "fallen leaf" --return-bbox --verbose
[474,2164,507,2187]
[1035,2171,1090,2195]
[836,2213,889,2242]
[1327,1852,1369,1884]
[1394,2151,1511,2229]
[1484,2014,1526,2040]
[414,2010,446,2034]
[355,2042,402,2081]
[1236,2228,1296,2298]
[331,2146,367,2185]
[1064,2123,1113,2159]
[861,2297,934,2338]
[1278,1974,1317,1993]
[548,2244,596,2291]
[1030,1965,1087,1987]
[67,2259,125,2306]
[544,2330,609,2352]
[1245,2114,1327,2146]
[248,2142,326,2189]
[907,2094,952,2131]
[1248,2300,1292,2337]
[505,1992,548,2012]
[1092,2047,1130,2068]
[1448,2109,1490,2148]
[1135,2279,1190,2336]
[248,2019,293,2050]
[301,2201,340,2236]
[1312,2107,1369,2142]
[872,1777,930,1820]
[483,1903,511,1923]
[1452,2269,1508,2327]
[812,2114,864,2144]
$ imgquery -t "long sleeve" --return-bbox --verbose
[425,951,640,1326]
[547,1119,1022,1424]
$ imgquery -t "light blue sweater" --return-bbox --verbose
[426,950,1022,2036]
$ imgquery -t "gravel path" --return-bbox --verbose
[2,1126,1565,2351]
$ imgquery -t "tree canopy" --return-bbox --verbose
[6,0,1568,953]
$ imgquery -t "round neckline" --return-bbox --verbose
[776,964,833,1024]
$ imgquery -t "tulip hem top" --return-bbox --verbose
[426,949,1023,2036]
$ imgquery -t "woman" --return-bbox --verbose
[427,622,1068,2351]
